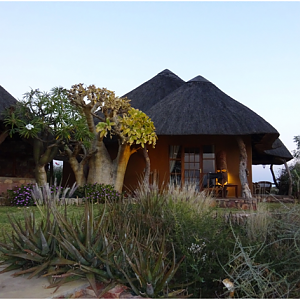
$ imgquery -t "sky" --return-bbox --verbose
[1,1,299,182]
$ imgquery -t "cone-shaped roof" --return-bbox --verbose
[0,85,18,121]
[253,138,293,165]
[145,75,279,149]
[122,69,185,113]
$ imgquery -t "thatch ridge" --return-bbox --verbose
[122,69,185,113]
[0,86,18,121]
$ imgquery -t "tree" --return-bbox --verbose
[236,137,252,199]
[293,135,300,159]
[4,87,92,186]
[67,84,157,192]
[277,162,300,198]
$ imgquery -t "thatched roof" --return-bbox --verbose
[145,75,279,149]
[122,69,185,112]
[253,138,293,165]
[0,85,17,121]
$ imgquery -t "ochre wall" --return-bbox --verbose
[124,135,253,197]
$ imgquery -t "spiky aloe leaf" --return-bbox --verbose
[0,263,25,274]
[114,255,140,296]
[52,210,77,244]
[47,269,84,293]
[27,260,50,279]
[9,251,44,263]
[57,236,89,265]
[97,281,119,299]
[49,257,77,266]
[55,212,91,259]
[13,266,39,276]
[42,266,71,277]
[23,210,39,245]
[155,244,185,293]
[73,215,84,242]
[7,214,40,254]
[86,273,99,297]
[0,242,12,253]
[84,201,93,250]
[39,228,50,256]
[80,265,110,282]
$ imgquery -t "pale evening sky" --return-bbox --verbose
[1,1,299,182]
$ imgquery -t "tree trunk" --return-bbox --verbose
[284,160,293,196]
[87,140,114,185]
[236,137,252,199]
[270,164,279,189]
[68,156,87,187]
[33,138,59,186]
[35,164,47,186]
[113,143,132,193]
[143,146,150,186]
[0,131,8,145]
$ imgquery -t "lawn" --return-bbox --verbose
[0,205,86,244]
[0,201,292,243]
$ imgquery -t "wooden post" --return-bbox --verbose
[236,137,252,199]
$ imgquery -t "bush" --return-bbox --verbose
[7,182,76,207]
[73,183,122,203]
[126,182,241,298]
[277,162,300,197]
[7,184,36,206]
[221,203,300,298]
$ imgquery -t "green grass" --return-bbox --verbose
[0,202,295,244]
[0,205,86,244]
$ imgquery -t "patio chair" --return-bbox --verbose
[204,172,226,197]
[255,181,272,194]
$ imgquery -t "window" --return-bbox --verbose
[169,145,215,190]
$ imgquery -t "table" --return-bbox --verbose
[224,184,238,198]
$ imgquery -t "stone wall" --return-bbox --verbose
[0,176,36,195]
[216,198,257,210]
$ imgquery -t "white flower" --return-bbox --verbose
[26,124,34,130]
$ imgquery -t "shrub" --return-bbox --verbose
[221,203,300,298]
[7,182,77,207]
[127,182,240,298]
[8,184,36,206]
[277,162,300,197]
[73,183,121,203]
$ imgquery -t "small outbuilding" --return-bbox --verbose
[0,86,35,195]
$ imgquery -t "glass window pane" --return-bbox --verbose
[184,153,190,162]
[203,160,215,173]
[203,153,215,159]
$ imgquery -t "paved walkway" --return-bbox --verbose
[0,266,141,299]
[0,267,90,299]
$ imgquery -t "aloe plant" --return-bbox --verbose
[115,230,185,298]
[0,207,66,283]
[48,200,125,296]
